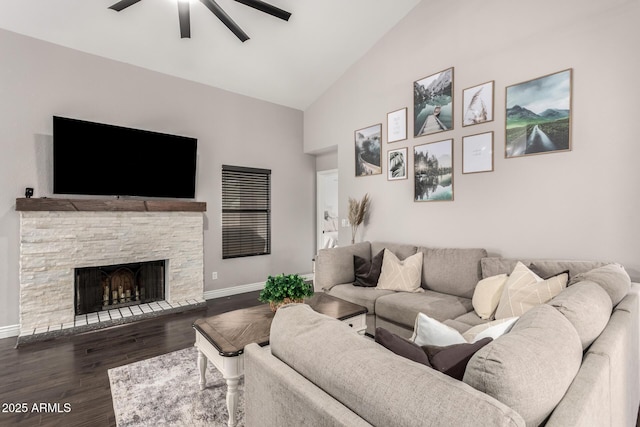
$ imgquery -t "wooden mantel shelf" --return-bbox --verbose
[15,198,206,212]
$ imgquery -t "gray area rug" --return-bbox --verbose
[108,346,245,426]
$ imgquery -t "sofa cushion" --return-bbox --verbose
[371,241,418,261]
[315,242,371,291]
[472,274,508,320]
[326,283,394,314]
[463,304,582,427]
[481,257,607,280]
[423,337,493,381]
[353,249,384,287]
[567,263,631,306]
[375,327,431,366]
[548,281,612,350]
[270,304,526,427]
[452,311,491,328]
[419,247,487,298]
[494,262,567,319]
[376,250,423,293]
[376,290,472,328]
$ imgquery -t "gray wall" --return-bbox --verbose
[0,29,315,329]
[304,0,640,279]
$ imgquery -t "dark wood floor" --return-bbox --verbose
[0,291,263,427]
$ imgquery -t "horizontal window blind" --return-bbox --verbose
[222,165,271,259]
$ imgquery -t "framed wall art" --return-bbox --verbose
[414,67,454,137]
[505,69,572,158]
[387,147,408,181]
[462,131,494,174]
[387,108,407,143]
[414,139,453,202]
[462,81,494,127]
[354,123,382,177]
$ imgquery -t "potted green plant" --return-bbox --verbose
[259,273,314,312]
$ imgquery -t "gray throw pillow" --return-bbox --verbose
[422,337,492,381]
[353,249,384,287]
[375,327,431,366]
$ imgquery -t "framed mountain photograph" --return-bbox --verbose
[414,139,453,202]
[414,68,454,137]
[354,123,382,176]
[505,69,572,158]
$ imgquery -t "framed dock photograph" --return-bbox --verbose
[414,68,454,137]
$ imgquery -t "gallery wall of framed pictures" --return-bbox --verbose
[353,66,573,203]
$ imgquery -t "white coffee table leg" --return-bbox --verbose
[225,377,240,427]
[197,349,207,390]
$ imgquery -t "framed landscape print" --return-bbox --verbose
[414,139,453,202]
[463,131,494,174]
[387,108,408,143]
[414,67,454,137]
[387,147,408,181]
[505,69,572,158]
[354,123,382,176]
[462,81,494,127]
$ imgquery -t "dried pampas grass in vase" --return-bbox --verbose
[348,193,371,244]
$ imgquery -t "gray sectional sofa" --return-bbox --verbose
[244,241,640,426]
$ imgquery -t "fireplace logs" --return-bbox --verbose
[75,260,165,315]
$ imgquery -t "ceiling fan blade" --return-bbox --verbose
[199,0,249,42]
[178,1,191,38]
[108,0,143,12]
[234,0,291,21]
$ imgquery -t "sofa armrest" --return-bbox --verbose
[314,242,371,291]
[244,343,372,427]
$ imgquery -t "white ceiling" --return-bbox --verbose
[0,0,421,110]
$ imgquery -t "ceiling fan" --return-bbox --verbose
[108,0,291,42]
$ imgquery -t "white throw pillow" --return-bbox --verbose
[495,262,568,319]
[472,274,509,320]
[411,312,466,346]
[462,317,520,343]
[376,249,423,293]
[411,312,520,346]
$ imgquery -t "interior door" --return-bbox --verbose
[316,169,339,251]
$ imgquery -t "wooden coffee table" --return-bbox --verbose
[192,293,367,427]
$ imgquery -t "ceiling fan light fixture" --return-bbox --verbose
[109,0,143,12]
[233,0,291,21]
[108,0,290,42]
[177,0,191,38]
[199,0,250,42]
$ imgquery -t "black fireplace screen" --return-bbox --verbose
[75,260,165,315]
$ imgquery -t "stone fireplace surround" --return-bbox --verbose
[16,198,206,343]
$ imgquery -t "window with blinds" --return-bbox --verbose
[221,165,271,259]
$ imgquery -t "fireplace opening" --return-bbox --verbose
[75,260,165,316]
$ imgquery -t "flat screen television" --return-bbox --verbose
[53,116,197,199]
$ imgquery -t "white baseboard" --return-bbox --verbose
[0,324,20,339]
[203,273,314,301]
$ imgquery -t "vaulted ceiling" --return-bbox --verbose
[0,0,421,110]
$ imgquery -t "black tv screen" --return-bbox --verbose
[53,116,197,198]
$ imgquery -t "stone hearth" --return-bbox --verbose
[17,199,206,341]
